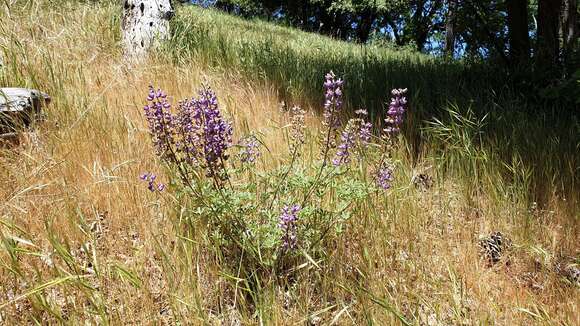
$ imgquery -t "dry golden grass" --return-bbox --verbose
[0,1,578,325]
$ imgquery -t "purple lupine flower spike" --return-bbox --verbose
[333,122,356,166]
[140,172,150,181]
[323,71,343,130]
[279,204,300,250]
[176,98,203,164]
[333,108,373,166]
[143,86,176,156]
[355,109,372,146]
[359,121,372,145]
[143,84,233,180]
[197,86,233,178]
[383,88,408,138]
[239,136,261,164]
[147,88,155,101]
[375,164,394,190]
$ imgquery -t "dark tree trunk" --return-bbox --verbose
[301,1,309,29]
[507,0,531,64]
[412,0,443,51]
[412,0,427,50]
[337,13,351,40]
[536,0,563,67]
[385,16,404,45]
[444,0,458,57]
[415,28,429,51]
[357,9,375,43]
[561,0,578,61]
[318,7,333,35]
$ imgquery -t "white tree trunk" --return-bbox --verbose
[121,0,174,59]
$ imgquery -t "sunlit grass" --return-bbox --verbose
[0,1,577,324]
[170,5,578,205]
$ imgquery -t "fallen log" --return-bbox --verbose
[0,88,50,134]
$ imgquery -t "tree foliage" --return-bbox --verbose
[198,0,579,76]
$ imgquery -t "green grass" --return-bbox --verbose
[0,2,578,324]
[168,5,578,206]
[169,6,497,114]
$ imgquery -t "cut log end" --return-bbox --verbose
[0,88,50,135]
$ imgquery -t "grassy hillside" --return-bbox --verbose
[0,1,578,325]
[169,5,578,204]
[170,6,494,114]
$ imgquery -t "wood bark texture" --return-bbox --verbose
[0,88,50,134]
[121,0,174,59]
[507,0,531,64]
[537,0,563,66]
[444,0,457,57]
[562,0,578,57]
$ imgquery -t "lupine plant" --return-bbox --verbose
[141,72,407,291]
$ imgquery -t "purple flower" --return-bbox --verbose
[359,121,372,145]
[140,172,165,192]
[144,86,176,156]
[279,204,300,250]
[333,122,356,166]
[375,164,394,190]
[197,86,233,178]
[356,109,372,146]
[239,136,261,164]
[332,109,373,166]
[323,71,343,130]
[144,85,233,180]
[176,98,202,164]
[383,88,408,138]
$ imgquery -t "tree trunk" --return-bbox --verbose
[536,0,563,67]
[318,7,333,35]
[444,0,457,57]
[385,17,404,45]
[412,0,443,52]
[561,0,578,61]
[357,9,375,43]
[412,0,426,51]
[415,28,429,51]
[121,0,175,59]
[507,0,531,64]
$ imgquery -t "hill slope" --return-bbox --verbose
[169,6,500,114]
[169,4,578,201]
[0,1,577,325]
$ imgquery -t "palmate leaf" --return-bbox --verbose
[335,178,370,200]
